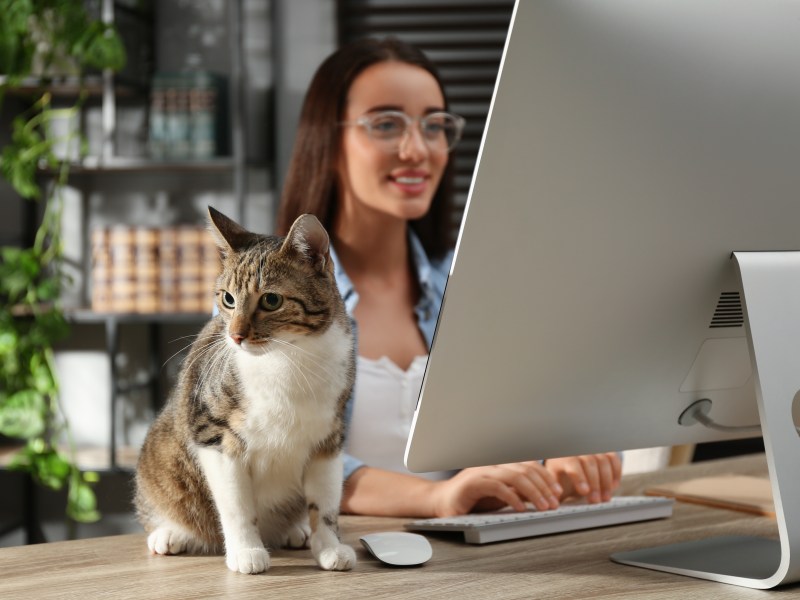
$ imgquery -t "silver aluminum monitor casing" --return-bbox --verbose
[406,0,800,588]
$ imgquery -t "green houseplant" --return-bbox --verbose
[0,0,126,525]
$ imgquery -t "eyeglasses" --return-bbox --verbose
[341,110,466,153]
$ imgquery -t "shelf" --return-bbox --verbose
[72,446,139,472]
[0,444,139,473]
[40,156,237,174]
[12,307,210,324]
[65,309,210,324]
[9,303,57,318]
[0,75,147,99]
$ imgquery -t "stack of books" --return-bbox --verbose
[91,225,220,314]
[147,71,225,160]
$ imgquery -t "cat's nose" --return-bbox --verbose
[230,333,246,345]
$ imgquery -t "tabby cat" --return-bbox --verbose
[135,207,356,574]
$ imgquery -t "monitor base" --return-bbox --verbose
[612,251,800,589]
[611,535,779,588]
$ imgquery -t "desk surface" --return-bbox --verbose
[0,454,784,599]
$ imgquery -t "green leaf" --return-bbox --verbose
[36,277,60,302]
[7,447,30,470]
[29,355,56,394]
[45,451,71,481]
[74,23,127,72]
[0,0,35,76]
[38,456,68,489]
[0,332,17,355]
[68,480,100,523]
[30,437,46,454]
[10,445,69,490]
[30,310,69,344]
[1,272,31,300]
[0,390,47,438]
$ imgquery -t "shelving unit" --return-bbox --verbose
[58,0,245,473]
[64,310,209,471]
[86,0,246,213]
[6,0,246,481]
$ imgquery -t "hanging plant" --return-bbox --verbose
[0,0,127,526]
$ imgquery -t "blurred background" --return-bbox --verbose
[0,0,517,546]
[0,0,761,546]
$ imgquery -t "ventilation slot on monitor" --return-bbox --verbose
[709,292,744,328]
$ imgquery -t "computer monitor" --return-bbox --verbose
[405,0,800,589]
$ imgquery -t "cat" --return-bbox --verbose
[134,206,356,574]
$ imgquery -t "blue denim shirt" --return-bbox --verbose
[331,232,453,480]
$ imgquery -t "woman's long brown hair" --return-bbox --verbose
[276,37,455,260]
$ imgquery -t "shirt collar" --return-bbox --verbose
[329,243,358,314]
[408,229,434,301]
[329,229,435,312]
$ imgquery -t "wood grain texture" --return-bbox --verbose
[0,454,787,599]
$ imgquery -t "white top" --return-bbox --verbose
[347,355,670,480]
[346,355,451,481]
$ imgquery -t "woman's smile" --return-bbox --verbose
[388,169,430,195]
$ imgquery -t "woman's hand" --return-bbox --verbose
[428,453,622,517]
[544,453,622,504]
[430,461,564,517]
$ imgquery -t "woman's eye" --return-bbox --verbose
[221,291,235,309]
[422,118,448,138]
[424,118,445,131]
[260,292,284,311]
[370,116,403,136]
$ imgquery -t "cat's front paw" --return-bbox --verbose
[147,527,190,555]
[284,522,311,549]
[226,547,270,574]
[316,543,357,571]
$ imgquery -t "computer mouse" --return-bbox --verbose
[359,531,433,567]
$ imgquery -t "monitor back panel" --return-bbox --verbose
[406,0,800,472]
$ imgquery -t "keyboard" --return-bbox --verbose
[405,496,674,544]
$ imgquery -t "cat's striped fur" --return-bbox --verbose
[134,207,356,574]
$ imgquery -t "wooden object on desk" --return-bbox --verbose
[0,454,786,600]
[646,474,774,518]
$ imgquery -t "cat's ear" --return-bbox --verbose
[281,214,332,273]
[207,206,257,256]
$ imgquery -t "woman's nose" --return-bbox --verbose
[397,125,429,161]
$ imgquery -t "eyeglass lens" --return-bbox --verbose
[364,112,462,152]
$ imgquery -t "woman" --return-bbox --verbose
[277,37,621,518]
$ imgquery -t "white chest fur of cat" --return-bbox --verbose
[134,208,357,574]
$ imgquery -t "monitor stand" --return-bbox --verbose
[611,251,800,589]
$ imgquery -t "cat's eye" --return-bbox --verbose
[260,292,283,311]
[221,291,236,309]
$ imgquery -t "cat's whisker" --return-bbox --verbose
[279,347,319,403]
[273,347,306,398]
[197,340,233,393]
[184,337,229,380]
[289,355,320,404]
[270,338,338,383]
[168,333,202,344]
[162,338,203,369]
[165,331,227,367]
[271,338,331,379]
[192,349,223,393]
[276,354,333,383]
[282,360,336,388]
[270,336,330,363]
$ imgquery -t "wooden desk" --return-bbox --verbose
[0,454,785,599]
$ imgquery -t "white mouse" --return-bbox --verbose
[359,531,433,566]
